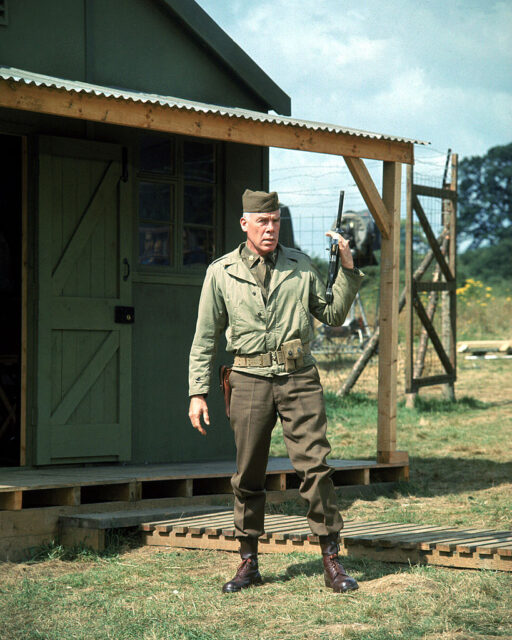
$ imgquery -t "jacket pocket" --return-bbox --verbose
[297,299,312,342]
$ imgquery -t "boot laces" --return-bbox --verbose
[235,557,254,577]
[328,553,347,576]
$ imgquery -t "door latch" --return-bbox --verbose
[115,306,135,324]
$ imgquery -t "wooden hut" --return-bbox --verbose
[0,0,420,558]
[0,0,290,468]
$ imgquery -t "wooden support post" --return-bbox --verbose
[20,136,28,466]
[405,165,415,408]
[129,481,142,502]
[53,487,81,506]
[442,154,458,400]
[377,162,407,465]
[0,491,23,510]
[265,474,287,492]
[449,155,458,374]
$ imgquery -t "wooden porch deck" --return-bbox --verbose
[0,457,408,511]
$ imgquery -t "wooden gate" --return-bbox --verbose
[405,155,458,397]
[35,137,132,465]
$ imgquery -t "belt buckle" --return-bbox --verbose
[271,350,277,364]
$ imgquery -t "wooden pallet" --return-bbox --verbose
[59,506,229,551]
[140,511,512,572]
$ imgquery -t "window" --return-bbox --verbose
[137,134,220,273]
[138,182,172,266]
[183,141,216,267]
[0,1,8,26]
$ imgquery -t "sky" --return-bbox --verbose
[196,0,512,252]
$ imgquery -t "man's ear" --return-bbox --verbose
[240,216,248,232]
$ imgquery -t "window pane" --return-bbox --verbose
[184,185,213,225]
[183,227,213,266]
[140,135,173,174]
[139,223,171,266]
[184,141,214,183]
[139,182,171,222]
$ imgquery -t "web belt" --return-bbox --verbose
[233,343,310,368]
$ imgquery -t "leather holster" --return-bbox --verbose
[219,365,232,419]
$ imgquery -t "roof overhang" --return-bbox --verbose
[0,68,426,164]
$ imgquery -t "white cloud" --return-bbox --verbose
[196,0,511,254]
[198,0,512,157]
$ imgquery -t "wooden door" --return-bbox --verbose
[35,137,132,465]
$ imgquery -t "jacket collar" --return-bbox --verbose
[223,243,299,293]
[240,243,278,268]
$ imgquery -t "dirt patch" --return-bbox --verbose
[0,558,87,584]
[361,572,438,594]
[315,622,374,637]
[422,633,503,640]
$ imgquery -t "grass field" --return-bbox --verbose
[1,299,511,639]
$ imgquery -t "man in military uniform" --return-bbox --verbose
[188,189,364,594]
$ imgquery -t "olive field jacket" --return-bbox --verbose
[188,243,363,396]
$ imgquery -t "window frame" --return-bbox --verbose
[133,133,223,285]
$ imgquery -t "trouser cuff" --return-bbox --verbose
[319,533,340,556]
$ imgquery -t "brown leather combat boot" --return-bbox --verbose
[320,535,359,593]
[222,538,262,593]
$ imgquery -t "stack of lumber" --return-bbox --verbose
[457,340,512,356]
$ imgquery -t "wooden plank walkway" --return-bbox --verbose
[140,511,512,572]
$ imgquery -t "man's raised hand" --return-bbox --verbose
[325,230,354,270]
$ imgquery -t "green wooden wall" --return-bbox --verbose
[0,0,275,466]
[0,110,268,466]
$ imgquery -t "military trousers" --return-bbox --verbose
[229,365,343,540]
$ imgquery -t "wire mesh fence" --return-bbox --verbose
[269,146,454,359]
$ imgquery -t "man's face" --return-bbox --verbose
[240,210,281,255]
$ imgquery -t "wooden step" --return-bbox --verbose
[59,505,227,551]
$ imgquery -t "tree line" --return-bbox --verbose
[457,142,512,284]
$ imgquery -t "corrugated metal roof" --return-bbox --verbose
[0,67,428,145]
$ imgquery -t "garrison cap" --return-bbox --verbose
[242,189,279,213]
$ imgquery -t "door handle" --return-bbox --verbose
[122,258,130,281]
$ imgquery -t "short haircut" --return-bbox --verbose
[242,210,280,219]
